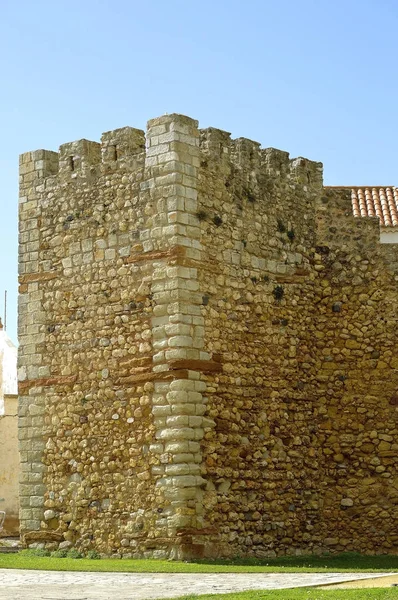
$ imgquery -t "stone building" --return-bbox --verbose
[18,114,398,557]
[0,319,18,413]
[0,319,19,534]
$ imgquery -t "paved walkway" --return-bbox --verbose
[0,569,396,599]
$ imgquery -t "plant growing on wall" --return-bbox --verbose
[272,285,284,301]
[277,219,286,233]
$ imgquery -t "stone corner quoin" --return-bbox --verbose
[17,112,398,558]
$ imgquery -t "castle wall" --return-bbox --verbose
[313,189,398,554]
[18,116,211,556]
[18,114,398,557]
[18,128,164,552]
[196,133,326,557]
[196,148,398,557]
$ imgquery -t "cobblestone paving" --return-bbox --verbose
[0,569,396,599]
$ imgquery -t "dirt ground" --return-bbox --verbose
[323,575,398,588]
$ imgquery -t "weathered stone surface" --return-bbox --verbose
[23,530,64,545]
[18,113,398,559]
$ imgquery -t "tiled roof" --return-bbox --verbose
[350,187,398,227]
[326,187,398,227]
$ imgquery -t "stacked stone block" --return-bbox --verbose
[19,149,59,532]
[143,116,213,553]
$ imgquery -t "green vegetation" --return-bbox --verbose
[0,552,395,573]
[159,591,398,600]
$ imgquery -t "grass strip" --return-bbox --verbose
[156,589,398,600]
[0,552,396,573]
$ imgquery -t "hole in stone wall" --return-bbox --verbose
[69,156,75,171]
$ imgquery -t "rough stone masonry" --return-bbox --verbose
[18,114,398,558]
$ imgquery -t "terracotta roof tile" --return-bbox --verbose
[351,187,398,227]
[326,187,398,228]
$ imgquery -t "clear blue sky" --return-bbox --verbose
[1,0,398,343]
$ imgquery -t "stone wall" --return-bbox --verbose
[18,114,398,557]
[197,149,398,557]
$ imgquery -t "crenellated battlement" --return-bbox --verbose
[59,139,101,179]
[20,129,146,191]
[19,115,323,193]
[101,126,145,162]
[17,113,398,560]
[197,125,324,188]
